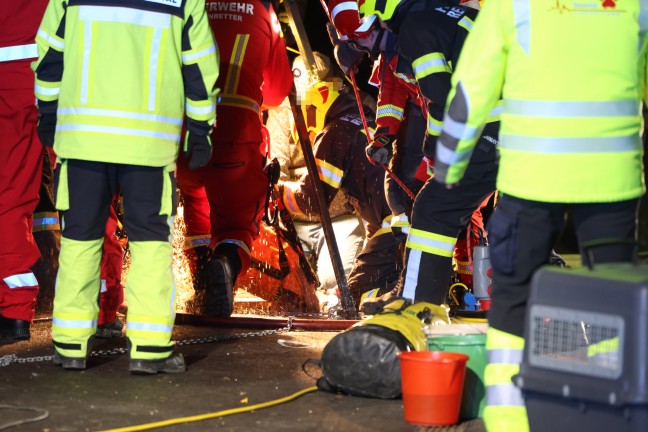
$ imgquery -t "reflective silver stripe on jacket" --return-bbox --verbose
[639,0,648,32]
[504,99,640,118]
[0,44,37,62]
[500,134,641,153]
[183,45,217,63]
[441,113,479,141]
[57,124,179,141]
[513,0,531,54]
[37,29,65,50]
[79,5,172,27]
[3,273,39,288]
[489,104,504,118]
[487,383,525,407]
[77,6,171,106]
[34,84,60,97]
[186,101,217,116]
[147,28,163,110]
[436,140,472,164]
[58,107,183,125]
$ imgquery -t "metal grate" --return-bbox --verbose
[528,305,624,379]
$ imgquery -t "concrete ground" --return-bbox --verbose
[14,216,491,432]
[0,314,486,432]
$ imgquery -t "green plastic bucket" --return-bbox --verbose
[427,334,487,420]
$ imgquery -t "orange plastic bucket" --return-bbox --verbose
[399,351,469,426]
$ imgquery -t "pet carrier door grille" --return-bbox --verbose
[528,305,624,379]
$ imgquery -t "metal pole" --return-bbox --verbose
[283,0,358,319]
[284,0,326,81]
[287,85,358,319]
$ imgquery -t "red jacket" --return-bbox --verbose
[0,0,49,90]
[207,0,292,143]
[370,54,426,137]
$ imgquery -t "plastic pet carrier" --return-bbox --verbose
[516,262,648,432]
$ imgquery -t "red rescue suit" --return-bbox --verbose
[98,200,124,326]
[0,0,49,321]
[370,54,425,135]
[177,0,292,273]
[370,54,427,219]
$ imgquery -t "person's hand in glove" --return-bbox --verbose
[37,113,57,147]
[326,22,365,75]
[365,133,396,166]
[184,133,212,170]
[334,42,366,76]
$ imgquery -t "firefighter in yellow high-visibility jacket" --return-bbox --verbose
[33,0,219,374]
[434,2,646,430]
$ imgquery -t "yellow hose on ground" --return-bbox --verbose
[99,386,319,432]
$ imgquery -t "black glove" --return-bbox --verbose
[334,43,365,75]
[365,134,396,166]
[184,133,212,170]
[37,113,57,147]
[326,22,365,75]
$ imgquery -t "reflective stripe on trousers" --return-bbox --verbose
[483,327,529,432]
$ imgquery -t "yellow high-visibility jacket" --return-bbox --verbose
[436,0,646,203]
[33,0,219,167]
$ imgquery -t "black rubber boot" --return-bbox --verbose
[53,336,94,370]
[205,256,235,317]
[0,314,30,343]
[359,284,403,315]
[193,245,212,290]
[204,243,242,317]
[53,351,87,370]
[129,351,186,375]
[95,317,124,339]
[186,245,212,315]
